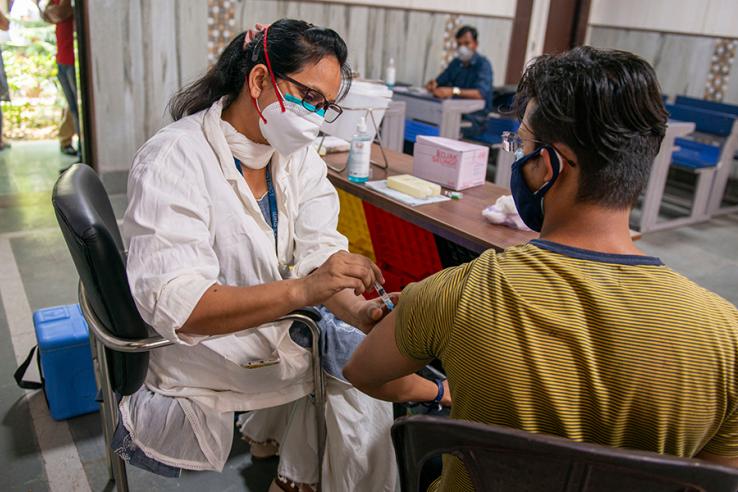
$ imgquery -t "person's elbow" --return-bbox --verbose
[342,358,366,390]
[343,357,383,397]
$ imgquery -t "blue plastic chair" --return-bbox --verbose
[404,119,440,144]
[666,103,735,138]
[664,103,738,219]
[468,117,519,146]
[671,138,721,170]
[675,95,738,118]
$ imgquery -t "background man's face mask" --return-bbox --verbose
[251,26,325,157]
[509,144,562,232]
[457,45,474,62]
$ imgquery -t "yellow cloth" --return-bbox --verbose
[336,188,375,262]
[395,240,738,492]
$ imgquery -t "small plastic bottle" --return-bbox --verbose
[385,58,396,89]
[347,117,372,183]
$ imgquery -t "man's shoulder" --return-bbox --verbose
[662,269,738,328]
[474,53,493,69]
[447,57,463,69]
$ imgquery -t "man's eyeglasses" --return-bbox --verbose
[281,75,344,123]
[501,131,546,154]
[501,131,576,165]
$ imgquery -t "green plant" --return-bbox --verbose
[1,22,67,140]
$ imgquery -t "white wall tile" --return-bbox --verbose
[88,0,209,173]
[590,0,738,38]
[313,0,516,18]
[587,26,716,100]
[88,0,512,173]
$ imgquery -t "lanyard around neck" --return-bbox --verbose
[234,158,278,249]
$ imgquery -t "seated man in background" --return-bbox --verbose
[425,25,493,137]
[346,46,738,491]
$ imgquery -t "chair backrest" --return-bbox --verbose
[666,103,736,137]
[52,163,150,395]
[392,415,738,492]
[675,95,738,118]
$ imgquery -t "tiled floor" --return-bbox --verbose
[0,141,276,492]
[0,141,736,491]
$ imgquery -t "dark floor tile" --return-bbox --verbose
[0,288,48,491]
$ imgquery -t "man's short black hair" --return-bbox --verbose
[455,25,478,42]
[514,46,668,208]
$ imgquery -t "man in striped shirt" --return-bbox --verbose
[344,46,738,491]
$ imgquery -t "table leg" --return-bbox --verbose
[440,110,463,140]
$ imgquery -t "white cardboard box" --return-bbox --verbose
[412,136,489,190]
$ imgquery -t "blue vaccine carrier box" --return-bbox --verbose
[33,304,99,420]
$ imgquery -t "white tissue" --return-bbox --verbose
[482,195,531,231]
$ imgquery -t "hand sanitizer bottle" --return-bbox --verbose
[347,116,372,183]
[385,58,396,89]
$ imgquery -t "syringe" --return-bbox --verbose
[374,282,395,311]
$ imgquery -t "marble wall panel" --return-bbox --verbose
[89,0,510,174]
[236,0,512,86]
[473,15,514,84]
[88,0,209,173]
[588,26,738,179]
[587,26,716,101]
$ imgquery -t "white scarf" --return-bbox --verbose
[219,108,275,170]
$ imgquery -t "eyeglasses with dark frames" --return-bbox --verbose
[280,75,344,123]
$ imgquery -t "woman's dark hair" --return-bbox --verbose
[168,18,351,121]
[514,46,668,208]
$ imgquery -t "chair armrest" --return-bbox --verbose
[276,307,322,337]
[79,281,174,353]
[81,278,322,353]
[283,306,322,323]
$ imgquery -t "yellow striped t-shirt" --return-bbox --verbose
[395,240,738,492]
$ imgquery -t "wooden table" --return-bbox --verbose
[325,145,537,253]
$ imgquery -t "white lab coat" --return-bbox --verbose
[120,98,396,490]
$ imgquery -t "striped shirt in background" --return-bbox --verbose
[396,239,738,492]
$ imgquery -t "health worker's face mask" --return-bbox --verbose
[457,45,474,62]
[509,145,562,232]
[254,86,325,157]
[251,27,325,157]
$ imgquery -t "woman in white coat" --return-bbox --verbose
[117,19,449,492]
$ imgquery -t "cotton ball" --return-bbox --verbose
[496,195,519,214]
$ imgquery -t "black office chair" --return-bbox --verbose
[52,164,327,491]
[392,415,738,492]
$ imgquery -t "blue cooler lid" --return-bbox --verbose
[33,304,90,350]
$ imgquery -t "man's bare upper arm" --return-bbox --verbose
[343,310,428,390]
